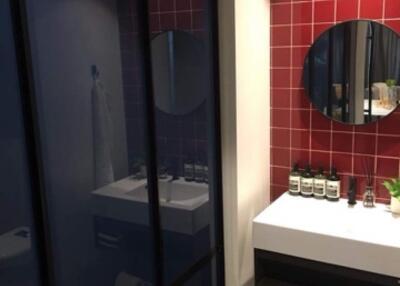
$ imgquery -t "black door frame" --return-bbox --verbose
[10,0,225,285]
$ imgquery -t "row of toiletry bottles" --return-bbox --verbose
[184,161,208,183]
[289,164,341,201]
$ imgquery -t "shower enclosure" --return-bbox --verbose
[1,0,224,285]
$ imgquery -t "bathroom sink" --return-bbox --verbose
[253,193,400,278]
[91,177,210,235]
[126,181,209,208]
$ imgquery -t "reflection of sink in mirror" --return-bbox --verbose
[126,180,208,208]
[91,177,210,235]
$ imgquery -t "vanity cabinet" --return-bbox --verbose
[253,193,400,286]
[255,249,398,286]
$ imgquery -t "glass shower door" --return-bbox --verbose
[23,0,158,285]
[148,0,224,284]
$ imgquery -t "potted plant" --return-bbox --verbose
[383,178,400,214]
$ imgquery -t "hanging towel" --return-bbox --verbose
[92,78,114,188]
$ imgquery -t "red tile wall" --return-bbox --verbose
[149,0,205,36]
[270,0,400,203]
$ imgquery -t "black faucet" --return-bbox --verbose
[348,177,357,205]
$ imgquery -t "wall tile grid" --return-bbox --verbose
[271,0,400,203]
[149,0,208,174]
[118,0,208,174]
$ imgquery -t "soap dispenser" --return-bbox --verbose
[300,164,314,197]
[313,167,326,199]
[288,164,301,196]
[326,167,341,201]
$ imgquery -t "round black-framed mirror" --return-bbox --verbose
[303,20,400,125]
[151,30,207,116]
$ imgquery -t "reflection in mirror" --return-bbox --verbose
[151,30,207,115]
[304,20,400,125]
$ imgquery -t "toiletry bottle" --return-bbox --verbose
[194,160,204,183]
[300,164,314,197]
[288,164,301,195]
[203,160,209,184]
[184,160,194,182]
[313,167,326,199]
[326,167,341,201]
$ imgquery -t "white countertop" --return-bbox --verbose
[253,193,400,278]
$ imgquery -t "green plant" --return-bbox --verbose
[386,79,397,87]
[383,178,400,200]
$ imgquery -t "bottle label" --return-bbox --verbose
[313,178,326,196]
[184,164,194,180]
[301,178,313,195]
[326,181,340,198]
[289,176,300,193]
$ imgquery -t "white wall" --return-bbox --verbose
[219,0,270,285]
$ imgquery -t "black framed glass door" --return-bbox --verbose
[7,0,224,285]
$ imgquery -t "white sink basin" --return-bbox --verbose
[253,192,400,278]
[91,177,210,235]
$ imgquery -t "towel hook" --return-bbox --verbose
[91,65,99,80]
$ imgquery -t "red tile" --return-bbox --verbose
[272,26,291,46]
[271,185,288,201]
[271,0,291,3]
[336,0,358,21]
[272,48,291,67]
[176,12,191,30]
[272,69,291,88]
[176,0,191,11]
[311,131,331,151]
[149,0,159,12]
[291,109,311,129]
[311,151,330,170]
[192,0,204,9]
[271,89,291,108]
[376,157,399,177]
[311,110,331,130]
[332,153,352,173]
[160,13,175,30]
[385,0,400,19]
[272,110,291,128]
[293,2,312,24]
[384,20,400,34]
[377,135,400,157]
[292,89,310,109]
[291,68,304,89]
[354,134,376,155]
[159,0,174,12]
[272,128,290,148]
[272,166,290,185]
[149,15,160,32]
[193,11,204,30]
[314,1,335,23]
[379,113,400,135]
[292,47,309,68]
[314,23,332,40]
[360,0,383,19]
[354,175,369,197]
[354,122,377,133]
[354,155,375,175]
[291,149,310,167]
[332,121,353,132]
[292,25,312,46]
[271,4,292,25]
[271,147,291,167]
[332,132,353,152]
[291,130,310,149]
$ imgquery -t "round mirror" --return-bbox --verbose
[151,30,207,115]
[303,20,400,125]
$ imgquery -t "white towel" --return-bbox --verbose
[92,79,114,188]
